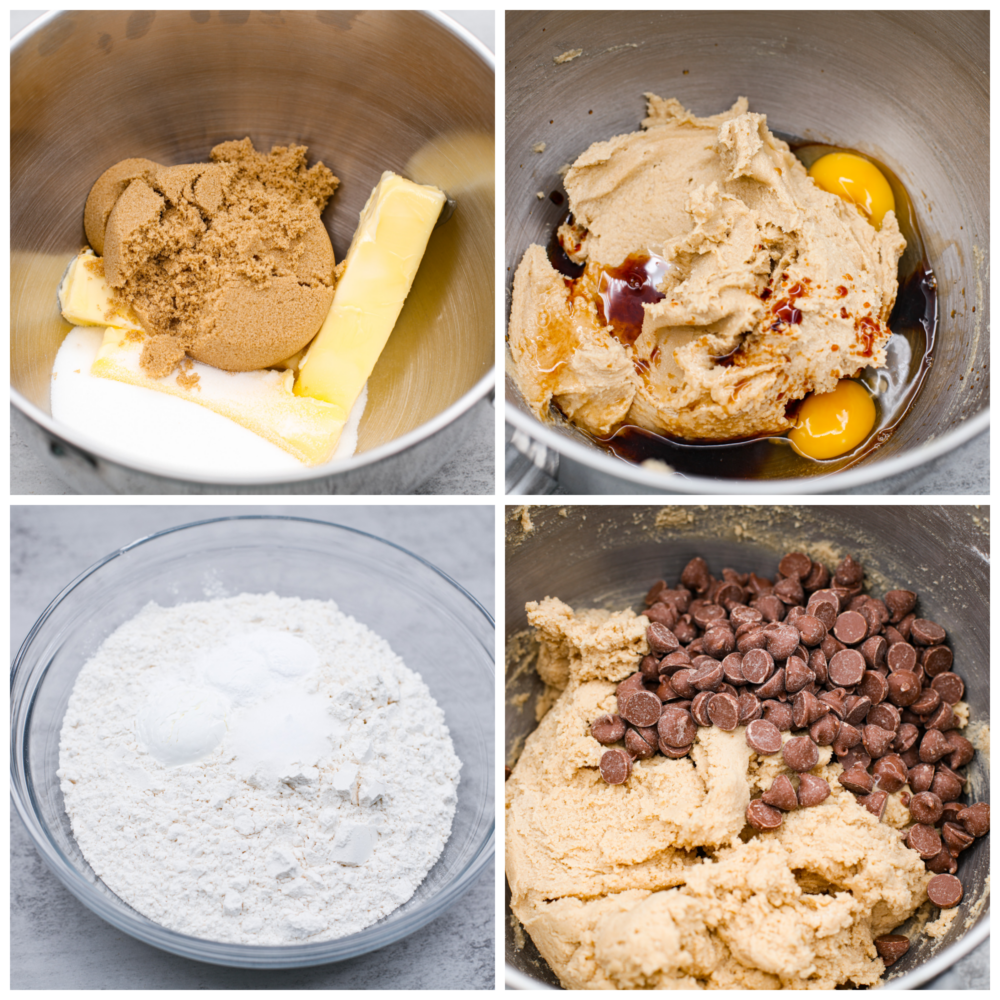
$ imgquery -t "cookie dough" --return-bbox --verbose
[508,97,906,440]
[506,597,931,990]
[85,139,339,376]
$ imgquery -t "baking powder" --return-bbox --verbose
[57,593,460,944]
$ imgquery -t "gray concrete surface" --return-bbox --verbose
[11,505,495,989]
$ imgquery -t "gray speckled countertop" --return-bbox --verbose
[11,505,495,989]
[10,10,495,497]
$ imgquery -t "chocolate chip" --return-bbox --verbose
[754,594,786,623]
[930,768,964,803]
[809,713,841,746]
[874,934,910,967]
[599,748,632,784]
[886,642,917,673]
[910,618,946,646]
[860,790,888,819]
[834,554,864,587]
[745,719,782,755]
[778,552,813,580]
[765,623,799,659]
[645,579,668,605]
[905,822,942,859]
[859,635,887,669]
[658,739,693,758]
[707,692,740,731]
[958,802,989,838]
[940,801,964,825]
[690,690,714,726]
[930,672,964,705]
[639,654,661,681]
[746,798,783,831]
[909,687,941,716]
[909,791,944,825]
[681,557,711,594]
[721,652,745,686]
[783,736,819,772]
[737,691,762,726]
[798,561,827,592]
[740,648,774,685]
[784,655,815,694]
[761,699,794,731]
[657,706,697,749]
[703,626,736,658]
[892,723,920,753]
[772,576,804,606]
[669,668,697,700]
[591,713,627,745]
[867,701,900,733]
[616,672,646,714]
[839,766,873,794]
[792,689,827,729]
[842,694,872,727]
[908,762,935,793]
[924,702,956,732]
[883,590,917,622]
[807,597,839,631]
[828,648,866,687]
[926,873,963,908]
[754,667,786,700]
[921,645,954,677]
[736,626,768,654]
[646,622,679,655]
[838,745,870,770]
[871,756,907,793]
[833,610,868,646]
[862,724,895,758]
[942,821,975,856]
[762,773,799,811]
[832,722,863,757]
[919,729,953,763]
[886,670,922,708]
[673,615,697,644]
[692,603,727,630]
[645,602,679,628]
[622,689,663,728]
[797,773,831,807]
[624,727,657,759]
[945,734,974,769]
[859,670,889,706]
[926,847,958,874]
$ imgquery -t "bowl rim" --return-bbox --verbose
[504,400,989,494]
[11,514,495,968]
[10,9,496,488]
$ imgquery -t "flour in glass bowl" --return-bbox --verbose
[57,593,461,945]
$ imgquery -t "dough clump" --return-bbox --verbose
[508,97,906,440]
[85,139,339,376]
[506,597,930,990]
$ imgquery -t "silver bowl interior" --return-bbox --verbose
[12,10,494,487]
[505,11,989,492]
[505,504,989,988]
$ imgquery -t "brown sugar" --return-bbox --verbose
[84,139,339,377]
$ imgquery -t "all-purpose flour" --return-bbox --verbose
[57,593,461,944]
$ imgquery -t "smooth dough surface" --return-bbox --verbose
[506,597,931,990]
[508,96,906,440]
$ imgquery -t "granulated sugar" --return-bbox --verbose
[57,592,460,944]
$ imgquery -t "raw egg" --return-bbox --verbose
[788,379,876,460]
[808,152,895,230]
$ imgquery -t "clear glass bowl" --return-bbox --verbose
[11,516,494,968]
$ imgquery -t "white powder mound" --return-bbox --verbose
[57,592,461,945]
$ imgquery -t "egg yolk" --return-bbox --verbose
[788,379,876,460]
[808,152,895,230]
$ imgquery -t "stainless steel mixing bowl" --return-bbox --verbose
[12,10,494,494]
[505,11,989,494]
[505,505,989,988]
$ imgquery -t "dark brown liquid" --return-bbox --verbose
[596,252,672,346]
[543,140,937,481]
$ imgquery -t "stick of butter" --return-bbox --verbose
[58,250,143,329]
[92,328,347,465]
[294,171,446,409]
